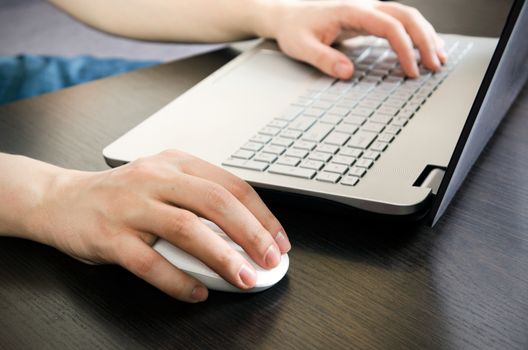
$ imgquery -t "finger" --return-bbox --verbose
[342,6,419,77]
[179,155,291,253]
[290,33,355,79]
[135,205,258,289]
[376,3,442,71]
[434,32,448,64]
[115,236,209,302]
[156,170,282,270]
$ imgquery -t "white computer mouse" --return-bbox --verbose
[153,218,289,293]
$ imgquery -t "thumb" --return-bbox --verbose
[298,36,354,79]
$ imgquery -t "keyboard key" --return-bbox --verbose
[348,166,367,177]
[384,76,404,84]
[342,115,366,125]
[309,76,335,92]
[276,156,301,167]
[355,158,374,169]
[358,99,382,109]
[363,150,381,160]
[377,105,400,116]
[316,172,341,183]
[291,98,313,107]
[347,131,377,149]
[222,158,269,172]
[232,149,255,160]
[315,144,339,154]
[332,80,354,92]
[383,98,406,109]
[334,123,358,134]
[369,113,392,124]
[340,176,359,186]
[377,133,395,143]
[259,126,281,136]
[254,153,278,163]
[312,100,334,110]
[241,142,263,152]
[300,159,324,170]
[302,123,333,142]
[308,151,332,162]
[351,107,374,117]
[250,134,271,144]
[300,90,320,99]
[285,148,309,158]
[405,101,422,111]
[268,164,316,179]
[339,148,363,158]
[289,116,317,131]
[368,92,390,101]
[323,131,350,146]
[361,122,385,133]
[278,106,304,121]
[303,108,326,118]
[319,114,342,125]
[369,141,388,152]
[384,125,401,134]
[293,140,317,150]
[327,106,350,117]
[355,82,377,92]
[318,93,341,102]
[323,163,348,175]
[268,119,288,129]
[343,91,366,101]
[397,109,415,119]
[331,155,356,166]
[271,138,294,147]
[390,117,408,127]
[280,129,302,139]
[370,68,389,77]
[376,82,400,93]
[262,145,286,155]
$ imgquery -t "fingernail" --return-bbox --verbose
[440,49,448,63]
[191,286,208,302]
[411,62,420,77]
[433,55,441,70]
[264,244,281,268]
[275,231,291,252]
[334,61,352,79]
[238,264,257,288]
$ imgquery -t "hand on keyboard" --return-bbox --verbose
[259,0,447,79]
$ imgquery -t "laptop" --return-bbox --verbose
[103,0,528,226]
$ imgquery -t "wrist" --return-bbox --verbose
[248,0,290,39]
[0,154,80,245]
[25,165,88,248]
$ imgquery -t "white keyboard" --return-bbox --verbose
[223,39,472,186]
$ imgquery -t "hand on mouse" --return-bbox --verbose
[0,151,290,303]
[255,0,447,79]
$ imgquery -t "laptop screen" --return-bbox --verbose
[430,0,528,225]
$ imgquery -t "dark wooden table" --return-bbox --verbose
[1,1,526,349]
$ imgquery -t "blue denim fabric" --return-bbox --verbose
[0,55,159,104]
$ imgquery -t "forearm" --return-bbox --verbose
[48,0,285,43]
[0,153,66,244]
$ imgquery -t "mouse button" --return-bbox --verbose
[153,240,220,278]
[253,254,290,288]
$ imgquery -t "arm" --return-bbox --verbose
[0,152,291,302]
[48,0,446,79]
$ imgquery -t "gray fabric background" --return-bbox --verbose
[0,0,222,61]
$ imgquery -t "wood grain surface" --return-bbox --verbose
[1,1,526,349]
